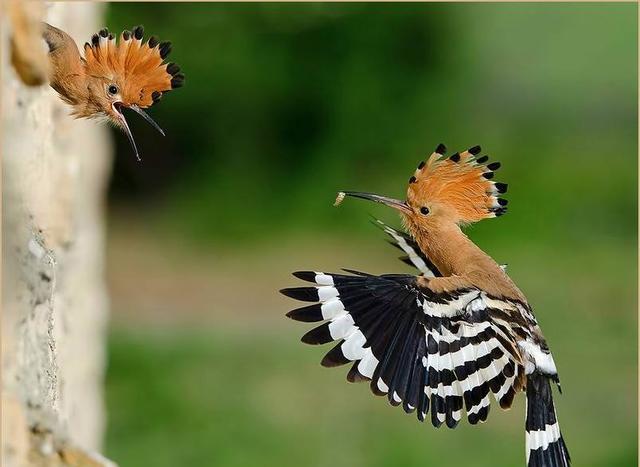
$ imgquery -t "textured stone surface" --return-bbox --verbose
[2,2,114,466]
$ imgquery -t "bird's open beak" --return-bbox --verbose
[335,191,412,214]
[112,103,165,162]
[113,102,140,161]
[128,105,165,137]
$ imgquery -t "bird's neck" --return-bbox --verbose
[49,75,84,105]
[413,221,488,276]
[413,220,527,303]
[43,23,90,110]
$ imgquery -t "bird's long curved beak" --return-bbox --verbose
[113,103,140,161]
[128,105,165,137]
[335,191,412,214]
[113,103,166,162]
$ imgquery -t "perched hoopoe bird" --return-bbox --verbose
[282,144,570,467]
[42,23,184,160]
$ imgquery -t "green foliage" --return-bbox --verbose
[107,3,636,245]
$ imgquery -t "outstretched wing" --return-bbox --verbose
[282,271,525,428]
[374,219,508,274]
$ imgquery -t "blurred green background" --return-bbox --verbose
[104,3,637,467]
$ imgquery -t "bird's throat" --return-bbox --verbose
[413,223,486,277]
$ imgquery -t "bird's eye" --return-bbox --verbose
[107,85,118,95]
[420,206,430,215]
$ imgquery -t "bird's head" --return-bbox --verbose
[82,26,184,160]
[335,144,508,234]
[43,24,184,160]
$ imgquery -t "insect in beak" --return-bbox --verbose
[112,102,166,162]
[335,191,412,214]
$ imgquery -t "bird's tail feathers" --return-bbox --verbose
[525,373,570,467]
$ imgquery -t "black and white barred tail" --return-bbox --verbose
[526,373,570,467]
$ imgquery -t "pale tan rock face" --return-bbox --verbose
[2,2,115,466]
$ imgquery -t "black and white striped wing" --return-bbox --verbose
[282,271,525,428]
[373,219,440,277]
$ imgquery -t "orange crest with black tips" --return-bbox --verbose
[408,144,508,224]
[83,25,184,108]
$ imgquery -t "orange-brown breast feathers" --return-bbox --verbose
[83,26,184,108]
[408,144,509,224]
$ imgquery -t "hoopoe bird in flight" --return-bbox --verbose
[282,144,570,467]
[42,23,184,160]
